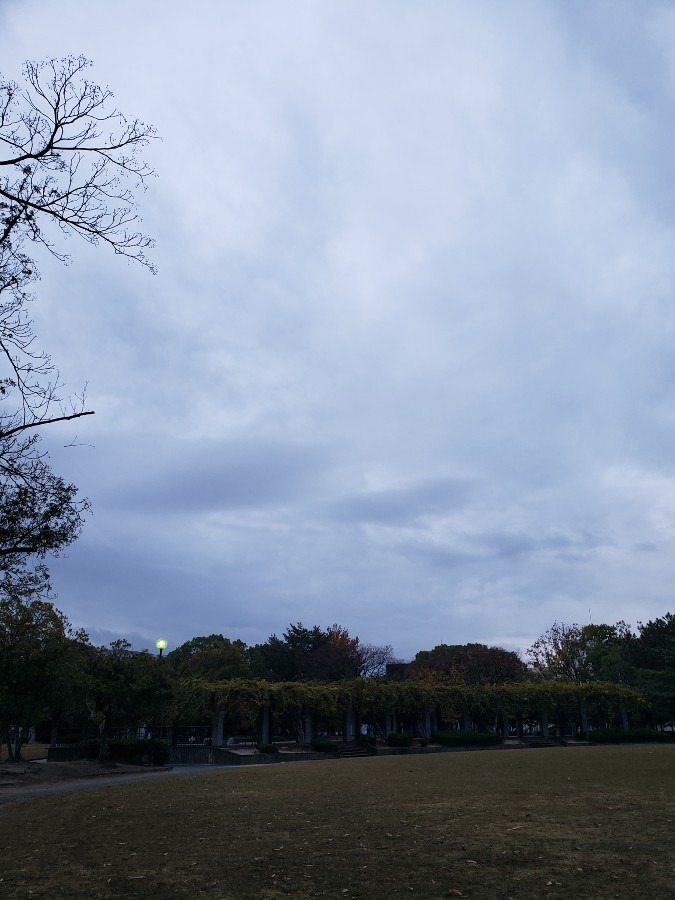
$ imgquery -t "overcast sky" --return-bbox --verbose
[2,0,675,659]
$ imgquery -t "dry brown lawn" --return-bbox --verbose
[1,744,673,899]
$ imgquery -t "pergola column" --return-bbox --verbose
[303,708,314,744]
[259,702,271,745]
[540,709,549,738]
[620,705,629,731]
[344,708,355,742]
[211,709,225,747]
[423,704,432,738]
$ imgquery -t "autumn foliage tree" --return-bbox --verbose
[527,621,634,684]
[303,624,363,681]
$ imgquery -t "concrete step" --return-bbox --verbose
[340,743,374,758]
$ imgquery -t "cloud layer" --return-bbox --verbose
[2,1,675,657]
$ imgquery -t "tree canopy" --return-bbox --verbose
[413,642,527,685]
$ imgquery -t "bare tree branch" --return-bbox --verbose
[0,55,156,565]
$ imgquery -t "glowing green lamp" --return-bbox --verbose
[156,638,168,657]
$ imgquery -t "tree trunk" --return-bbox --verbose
[98,719,108,763]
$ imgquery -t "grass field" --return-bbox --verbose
[1,745,673,899]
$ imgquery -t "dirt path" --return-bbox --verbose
[0,760,195,806]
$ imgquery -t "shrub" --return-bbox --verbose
[355,733,378,754]
[85,737,169,765]
[588,728,675,744]
[58,733,85,745]
[256,743,279,754]
[386,733,413,748]
[107,739,135,763]
[432,730,502,747]
[311,738,339,753]
[144,739,170,765]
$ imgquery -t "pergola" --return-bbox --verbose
[204,678,640,746]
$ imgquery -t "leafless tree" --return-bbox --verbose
[0,56,156,561]
[359,642,397,678]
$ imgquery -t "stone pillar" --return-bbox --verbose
[620,705,629,731]
[259,703,271,745]
[578,701,588,736]
[211,710,224,747]
[423,705,432,738]
[461,711,471,732]
[384,710,398,736]
[502,713,510,738]
[304,709,314,744]
[344,708,355,742]
[540,709,549,738]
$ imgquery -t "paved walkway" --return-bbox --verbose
[0,764,239,807]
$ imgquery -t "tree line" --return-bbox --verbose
[2,584,673,760]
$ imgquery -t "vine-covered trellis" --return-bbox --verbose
[170,678,642,744]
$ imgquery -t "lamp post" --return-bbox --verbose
[156,638,168,658]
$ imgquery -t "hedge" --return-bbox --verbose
[432,730,502,747]
[386,733,413,748]
[85,738,170,765]
[310,738,339,753]
[587,728,675,744]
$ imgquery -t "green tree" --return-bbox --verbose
[0,472,88,560]
[85,640,135,762]
[580,623,634,683]
[248,623,330,681]
[527,621,634,684]
[413,643,527,685]
[630,613,675,726]
[167,634,249,682]
[248,624,395,682]
[0,563,81,759]
[41,632,90,747]
[85,641,174,760]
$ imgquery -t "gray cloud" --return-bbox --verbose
[102,438,333,514]
[2,1,675,659]
[329,477,472,525]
